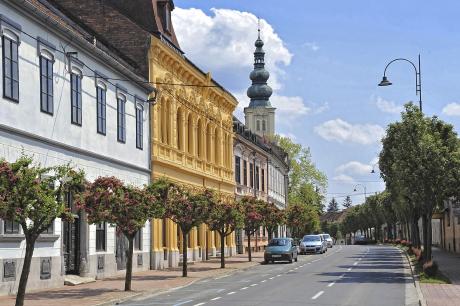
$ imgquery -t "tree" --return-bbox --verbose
[343,196,352,209]
[166,185,209,276]
[286,202,319,239]
[0,156,85,306]
[327,198,339,212]
[261,202,285,240]
[80,177,163,291]
[380,103,460,261]
[206,192,243,268]
[237,196,264,262]
[275,135,327,213]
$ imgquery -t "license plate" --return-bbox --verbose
[272,255,282,258]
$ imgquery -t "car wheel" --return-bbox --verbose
[295,255,298,262]
[289,255,293,263]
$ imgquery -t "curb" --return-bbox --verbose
[94,260,262,306]
[399,247,427,306]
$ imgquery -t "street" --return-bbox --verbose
[122,246,419,306]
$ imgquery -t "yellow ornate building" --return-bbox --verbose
[147,1,237,269]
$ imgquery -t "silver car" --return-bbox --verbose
[299,234,327,254]
[321,233,334,248]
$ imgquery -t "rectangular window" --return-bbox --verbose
[42,221,54,234]
[2,36,19,101]
[262,120,266,131]
[261,169,265,191]
[71,73,82,125]
[243,160,248,186]
[255,166,260,190]
[134,230,142,250]
[256,120,260,131]
[250,163,254,188]
[136,105,143,150]
[96,222,106,251]
[235,156,241,184]
[117,98,126,143]
[39,56,53,114]
[96,87,106,135]
[4,220,20,234]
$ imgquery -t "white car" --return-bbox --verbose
[299,234,327,254]
[321,233,334,248]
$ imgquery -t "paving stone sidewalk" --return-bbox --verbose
[420,247,460,306]
[0,252,264,306]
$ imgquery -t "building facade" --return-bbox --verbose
[0,0,153,295]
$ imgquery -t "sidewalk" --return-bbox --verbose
[420,247,460,306]
[0,252,264,306]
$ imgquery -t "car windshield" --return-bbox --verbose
[324,234,331,239]
[268,239,290,246]
[303,235,320,242]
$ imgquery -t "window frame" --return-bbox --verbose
[235,156,241,184]
[3,219,20,234]
[70,72,82,126]
[117,95,127,143]
[95,222,106,252]
[249,163,254,188]
[243,160,248,186]
[96,85,107,135]
[135,102,144,150]
[39,56,54,115]
[134,229,142,251]
[2,35,19,102]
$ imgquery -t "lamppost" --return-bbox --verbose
[353,183,367,201]
[378,55,422,112]
[370,162,378,174]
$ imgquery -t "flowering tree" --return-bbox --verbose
[0,155,85,306]
[237,196,264,262]
[261,202,285,240]
[166,185,209,277]
[80,176,163,291]
[206,191,243,268]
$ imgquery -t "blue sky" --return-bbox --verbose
[173,0,460,207]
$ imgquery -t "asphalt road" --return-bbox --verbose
[121,245,419,306]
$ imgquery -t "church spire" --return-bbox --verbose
[246,21,273,108]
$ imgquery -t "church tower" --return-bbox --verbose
[244,26,276,137]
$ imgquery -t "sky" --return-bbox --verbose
[172,0,460,208]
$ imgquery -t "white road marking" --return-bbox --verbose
[173,301,193,306]
[328,281,336,287]
[312,259,320,262]
[294,267,298,270]
[347,268,352,271]
[250,284,258,287]
[277,274,282,277]
[240,287,249,290]
[193,303,206,306]
[227,291,236,295]
[353,262,358,265]
[358,258,362,261]
[211,297,221,301]
[214,274,230,280]
[289,270,294,272]
[261,280,267,283]
[312,291,324,300]
[340,274,345,278]
[269,277,274,280]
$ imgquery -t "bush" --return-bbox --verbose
[412,247,424,262]
[423,260,438,277]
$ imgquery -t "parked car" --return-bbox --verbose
[354,235,368,245]
[264,238,298,264]
[299,234,327,254]
[322,233,334,248]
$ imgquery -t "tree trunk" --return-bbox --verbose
[182,230,188,277]
[124,234,134,291]
[268,227,273,241]
[15,236,36,306]
[220,230,225,269]
[426,213,433,261]
[247,232,252,262]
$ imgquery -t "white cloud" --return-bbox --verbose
[302,42,320,52]
[442,103,460,116]
[332,174,355,184]
[313,102,329,114]
[335,161,372,176]
[375,96,403,114]
[173,7,292,90]
[314,119,385,145]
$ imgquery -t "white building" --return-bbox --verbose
[0,0,154,295]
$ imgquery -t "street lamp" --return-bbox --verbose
[353,183,367,201]
[370,162,378,174]
[378,55,422,112]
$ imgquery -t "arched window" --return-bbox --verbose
[165,101,171,145]
[187,114,193,154]
[206,124,212,162]
[214,128,220,165]
[160,99,167,143]
[196,119,202,158]
[176,107,182,150]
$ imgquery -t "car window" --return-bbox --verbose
[268,239,290,246]
[303,235,320,242]
[324,234,331,239]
